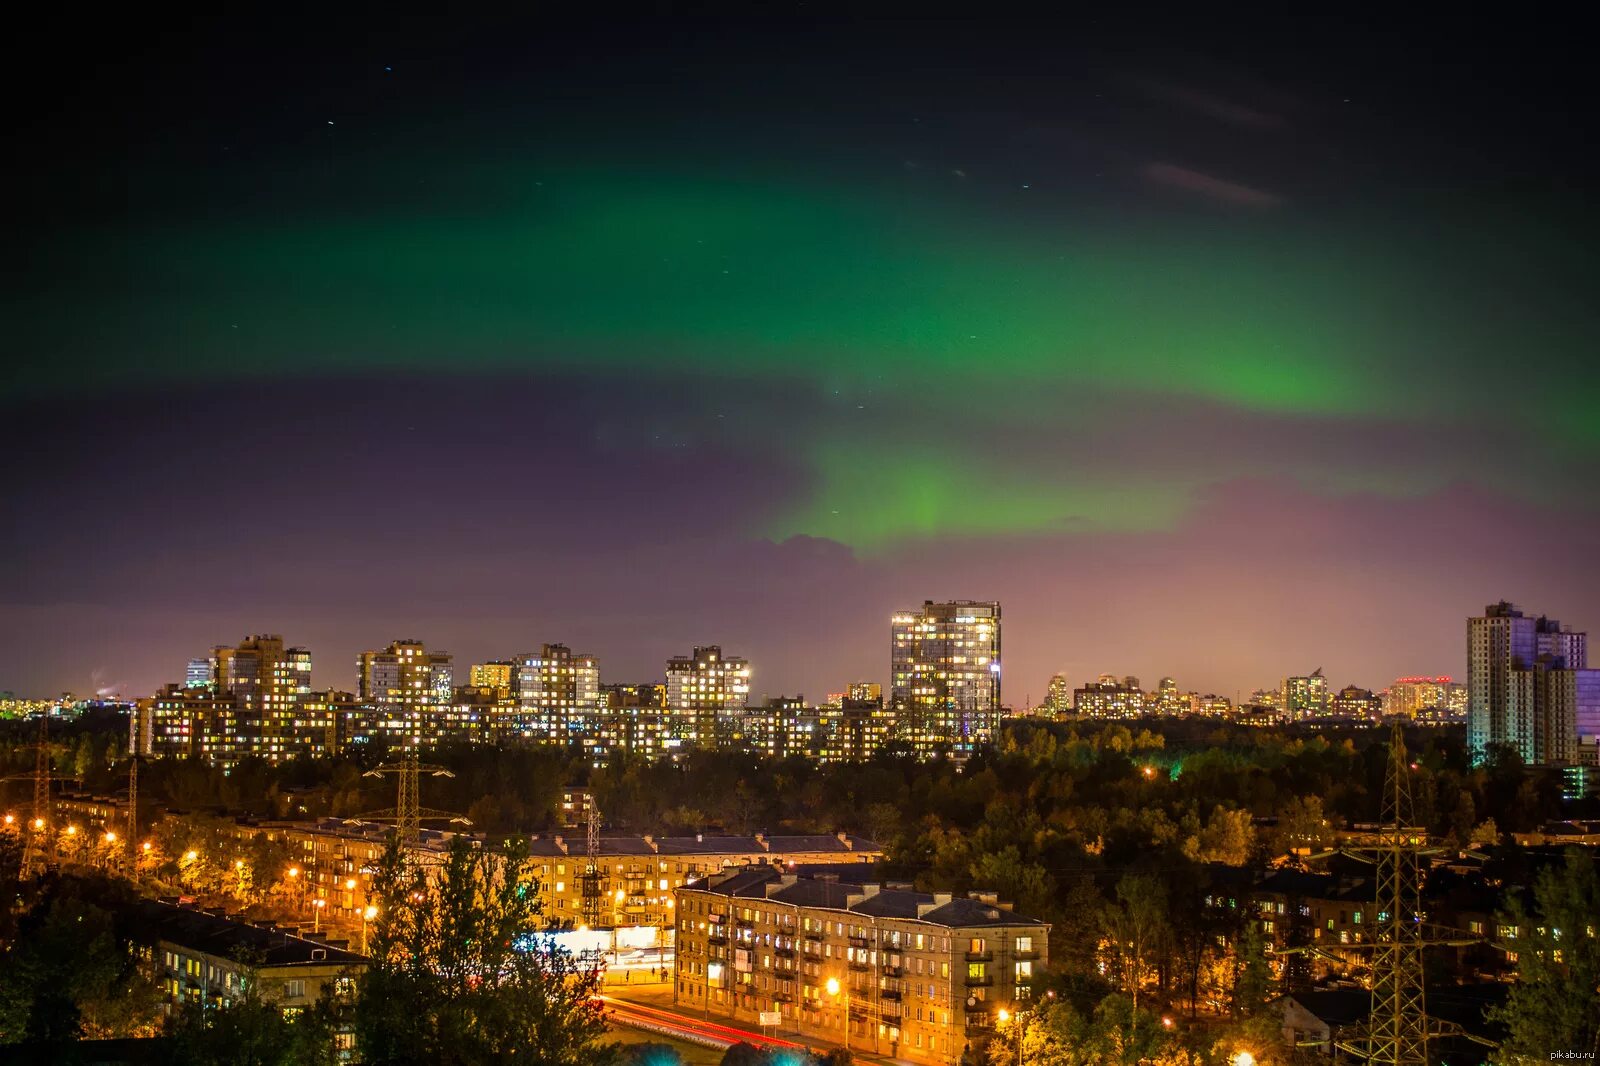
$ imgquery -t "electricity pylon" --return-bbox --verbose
[1294,724,1478,1064]
[359,748,469,850]
[26,714,50,874]
[1,715,55,877]
[579,801,605,929]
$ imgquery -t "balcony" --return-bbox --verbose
[964,974,993,987]
[965,950,993,962]
[708,931,728,945]
[847,935,871,948]
[848,958,871,971]
[775,946,796,958]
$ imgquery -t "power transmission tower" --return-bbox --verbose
[1294,724,1479,1064]
[579,800,605,930]
[27,714,50,875]
[127,752,140,860]
[359,749,467,850]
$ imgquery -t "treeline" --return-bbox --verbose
[1,717,1578,849]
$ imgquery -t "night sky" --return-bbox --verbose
[5,12,1598,702]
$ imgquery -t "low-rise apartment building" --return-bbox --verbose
[133,898,365,1019]
[226,819,882,941]
[674,866,1048,1065]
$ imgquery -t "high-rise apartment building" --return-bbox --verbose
[846,682,882,703]
[1073,675,1145,718]
[1282,669,1330,719]
[357,639,454,747]
[1042,673,1073,717]
[469,660,515,690]
[600,683,669,759]
[1331,685,1381,719]
[511,644,601,745]
[184,658,214,690]
[1383,677,1466,719]
[211,635,313,761]
[890,600,1001,753]
[665,646,751,747]
[1468,601,1597,766]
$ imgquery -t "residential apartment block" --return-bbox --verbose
[674,866,1046,1065]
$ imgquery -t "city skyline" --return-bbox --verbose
[3,593,1573,710]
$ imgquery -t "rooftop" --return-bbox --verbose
[685,865,1047,929]
[135,899,367,968]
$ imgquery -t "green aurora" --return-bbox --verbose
[12,164,1597,549]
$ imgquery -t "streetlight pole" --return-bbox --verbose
[826,976,849,1052]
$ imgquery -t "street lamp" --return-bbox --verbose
[312,898,326,934]
[825,977,849,1051]
[997,1007,1024,1063]
[1232,1053,1256,1066]
[362,906,378,954]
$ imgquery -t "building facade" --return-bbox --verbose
[665,646,751,748]
[214,635,314,761]
[357,639,454,747]
[1468,601,1597,766]
[511,644,601,746]
[1282,669,1330,720]
[675,866,1047,1065]
[890,601,1001,753]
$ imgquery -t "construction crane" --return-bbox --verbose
[1287,723,1481,1064]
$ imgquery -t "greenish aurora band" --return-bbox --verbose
[12,166,1597,548]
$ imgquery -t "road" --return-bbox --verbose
[601,995,903,1064]
[601,994,810,1054]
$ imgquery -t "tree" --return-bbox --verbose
[1231,921,1272,1018]
[0,873,164,1045]
[1181,806,1254,866]
[354,834,611,1065]
[1101,876,1172,1043]
[1487,848,1600,1063]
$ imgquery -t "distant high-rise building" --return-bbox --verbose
[890,600,1001,753]
[134,684,231,760]
[1468,601,1596,766]
[1382,677,1466,719]
[1282,669,1330,719]
[600,683,669,758]
[1331,685,1381,719]
[211,634,313,761]
[184,658,214,690]
[469,660,515,690]
[511,644,600,745]
[1074,675,1145,718]
[846,681,882,703]
[665,646,750,747]
[1043,673,1073,717]
[357,639,453,747]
